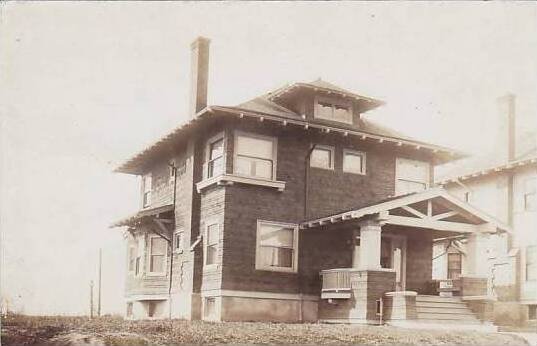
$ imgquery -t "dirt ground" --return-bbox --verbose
[0,314,529,345]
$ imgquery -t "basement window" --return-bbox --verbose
[204,297,217,320]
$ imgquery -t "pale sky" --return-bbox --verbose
[1,2,536,315]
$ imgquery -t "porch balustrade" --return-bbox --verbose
[320,268,356,298]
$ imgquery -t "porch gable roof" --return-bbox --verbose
[301,188,511,235]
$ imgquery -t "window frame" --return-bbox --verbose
[204,132,226,180]
[310,145,335,170]
[343,149,367,175]
[395,158,430,196]
[204,221,220,269]
[313,95,353,124]
[255,220,299,273]
[174,229,184,254]
[147,235,168,276]
[142,174,152,208]
[233,131,278,181]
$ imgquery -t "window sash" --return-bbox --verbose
[235,155,274,179]
[310,147,333,169]
[315,100,352,123]
[205,224,220,266]
[343,151,366,174]
[256,221,298,272]
[149,237,167,273]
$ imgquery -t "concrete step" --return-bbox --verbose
[416,295,462,303]
[417,312,479,321]
[417,306,473,314]
[389,320,498,332]
[415,301,468,309]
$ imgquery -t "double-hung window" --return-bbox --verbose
[343,150,366,175]
[142,174,152,208]
[310,145,334,170]
[205,223,220,267]
[395,158,430,195]
[206,136,224,179]
[447,252,462,280]
[256,221,298,272]
[148,236,167,275]
[234,132,276,180]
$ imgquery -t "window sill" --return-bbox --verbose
[196,174,286,193]
[146,272,167,277]
[255,266,297,274]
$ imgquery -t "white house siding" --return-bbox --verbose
[513,166,537,303]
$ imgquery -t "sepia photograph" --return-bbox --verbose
[1,1,536,345]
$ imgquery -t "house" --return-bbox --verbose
[111,37,510,328]
[436,95,537,326]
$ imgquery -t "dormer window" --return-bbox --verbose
[314,96,352,124]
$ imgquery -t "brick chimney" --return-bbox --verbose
[189,37,210,117]
[496,94,516,163]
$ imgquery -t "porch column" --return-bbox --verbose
[463,231,490,277]
[359,219,383,270]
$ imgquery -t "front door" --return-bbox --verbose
[381,235,407,291]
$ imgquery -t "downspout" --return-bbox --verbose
[167,162,178,319]
[301,143,317,322]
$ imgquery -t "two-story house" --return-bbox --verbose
[436,95,537,326]
[111,37,509,328]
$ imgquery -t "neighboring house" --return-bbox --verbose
[111,37,510,328]
[437,96,537,324]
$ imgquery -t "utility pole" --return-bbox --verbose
[98,248,102,317]
[89,280,94,319]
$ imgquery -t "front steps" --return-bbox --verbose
[386,295,497,332]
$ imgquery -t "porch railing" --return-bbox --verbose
[320,268,356,298]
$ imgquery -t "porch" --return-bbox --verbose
[301,188,510,327]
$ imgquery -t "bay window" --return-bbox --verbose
[234,132,277,180]
[256,221,298,272]
[148,236,167,275]
[206,135,224,179]
[205,223,220,267]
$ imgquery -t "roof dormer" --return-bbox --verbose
[267,79,384,125]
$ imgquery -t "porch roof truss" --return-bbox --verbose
[301,188,511,235]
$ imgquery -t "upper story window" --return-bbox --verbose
[310,145,334,170]
[395,158,430,195]
[234,132,277,180]
[314,96,352,124]
[148,236,167,275]
[343,149,366,175]
[524,177,536,212]
[128,245,137,273]
[255,221,298,273]
[142,174,152,208]
[205,134,225,179]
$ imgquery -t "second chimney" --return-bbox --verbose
[189,37,210,117]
